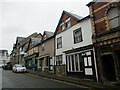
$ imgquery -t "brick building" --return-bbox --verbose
[87,1,120,82]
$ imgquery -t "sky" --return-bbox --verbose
[0,0,92,54]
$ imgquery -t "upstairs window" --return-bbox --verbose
[66,18,71,29]
[57,37,62,49]
[108,8,119,29]
[73,28,83,44]
[60,22,65,31]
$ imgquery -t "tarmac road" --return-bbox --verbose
[2,69,92,89]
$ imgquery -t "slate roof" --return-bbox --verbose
[19,32,41,47]
[86,0,96,6]
[44,31,54,38]
[63,10,83,21]
[17,37,26,43]
[29,38,41,49]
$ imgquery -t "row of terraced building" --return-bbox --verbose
[10,0,120,84]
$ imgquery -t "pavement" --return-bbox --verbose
[27,70,120,90]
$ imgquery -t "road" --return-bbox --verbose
[2,69,92,89]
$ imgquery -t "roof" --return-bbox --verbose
[19,32,41,47]
[27,32,38,38]
[44,31,54,38]
[31,38,41,44]
[78,15,90,22]
[14,37,26,48]
[29,38,41,49]
[64,11,83,21]
[86,0,98,6]
[17,37,26,43]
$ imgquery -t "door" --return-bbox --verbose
[101,54,116,81]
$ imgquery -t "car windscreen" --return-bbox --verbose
[16,65,23,67]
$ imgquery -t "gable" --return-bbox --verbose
[55,11,81,35]
[42,31,54,41]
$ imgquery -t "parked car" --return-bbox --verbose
[0,64,5,68]
[2,64,12,70]
[12,64,27,73]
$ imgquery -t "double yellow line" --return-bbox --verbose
[26,73,97,89]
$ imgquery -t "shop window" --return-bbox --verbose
[66,53,84,72]
[45,57,49,66]
[79,53,84,71]
[108,8,119,29]
[56,55,62,65]
[84,57,92,66]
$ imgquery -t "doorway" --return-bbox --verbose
[101,54,116,81]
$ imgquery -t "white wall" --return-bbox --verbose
[55,18,92,64]
[0,51,10,64]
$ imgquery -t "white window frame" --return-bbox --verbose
[66,18,71,29]
[60,22,65,31]
[66,50,92,72]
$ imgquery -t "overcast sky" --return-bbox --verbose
[0,0,92,54]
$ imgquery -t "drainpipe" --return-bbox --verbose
[93,47,98,82]
[91,4,99,82]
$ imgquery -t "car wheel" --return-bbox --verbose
[15,70,17,73]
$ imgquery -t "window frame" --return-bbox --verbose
[73,28,83,44]
[66,18,71,29]
[60,22,65,31]
[57,37,62,49]
[66,53,84,72]
[56,55,62,65]
[107,7,120,29]
[82,51,92,67]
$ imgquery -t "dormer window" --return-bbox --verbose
[66,18,71,29]
[60,22,65,31]
[108,8,119,29]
